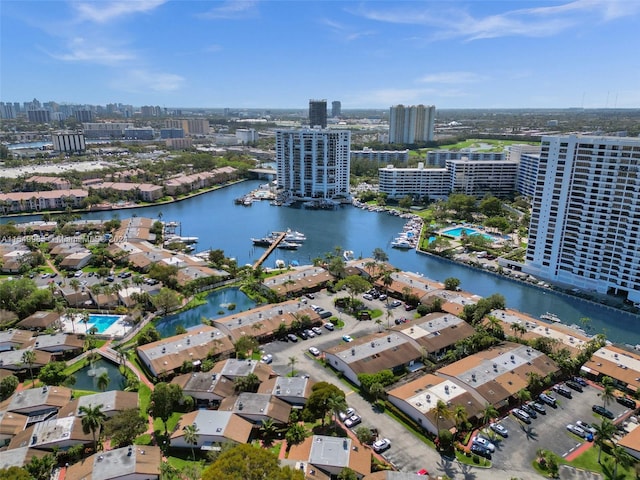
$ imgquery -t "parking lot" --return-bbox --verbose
[479,383,632,471]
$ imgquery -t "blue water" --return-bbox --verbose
[89,314,121,334]
[3,180,639,345]
[443,226,494,241]
[155,287,257,338]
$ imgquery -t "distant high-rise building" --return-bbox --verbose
[309,99,327,128]
[276,129,350,201]
[524,135,640,304]
[0,102,16,119]
[388,104,435,144]
[331,101,341,118]
[27,109,51,123]
[75,109,95,123]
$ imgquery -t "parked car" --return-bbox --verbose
[324,322,335,331]
[472,436,495,452]
[363,293,374,301]
[261,354,273,364]
[298,330,308,340]
[552,384,573,398]
[342,334,353,342]
[616,396,636,409]
[378,294,387,301]
[319,310,333,319]
[521,403,538,419]
[576,420,596,434]
[565,380,583,392]
[404,303,416,311]
[312,326,323,335]
[490,422,508,437]
[344,415,361,428]
[592,405,615,419]
[512,408,531,424]
[566,424,587,438]
[308,346,321,357]
[305,293,315,299]
[539,393,557,407]
[573,376,588,387]
[304,329,315,338]
[416,469,429,476]
[339,408,356,421]
[470,443,492,459]
[287,333,299,342]
[372,438,391,453]
[531,402,547,414]
[390,300,402,308]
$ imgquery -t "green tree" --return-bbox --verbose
[335,275,371,303]
[285,423,308,448]
[452,405,468,437]
[234,373,260,393]
[201,443,304,480]
[443,277,461,291]
[79,403,106,452]
[593,419,617,464]
[372,247,388,263]
[103,408,147,448]
[183,423,200,460]
[601,381,615,408]
[152,287,181,314]
[25,454,56,480]
[304,382,346,425]
[149,382,183,435]
[233,335,259,359]
[610,444,633,478]
[288,356,297,376]
[21,349,36,386]
[482,403,499,426]
[0,374,19,400]
[355,425,374,445]
[97,371,111,392]
[434,400,451,437]
[137,326,161,346]
[0,466,31,480]
[337,467,358,480]
[326,392,348,429]
[516,388,531,407]
[38,361,68,386]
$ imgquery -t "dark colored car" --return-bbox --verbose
[298,330,308,340]
[566,380,583,392]
[470,443,492,459]
[531,402,547,414]
[592,404,614,419]
[573,376,588,387]
[616,396,636,409]
[552,384,573,398]
[521,403,538,419]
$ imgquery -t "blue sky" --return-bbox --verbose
[1,0,639,109]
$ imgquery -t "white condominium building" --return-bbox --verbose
[379,163,449,200]
[524,135,640,303]
[447,158,518,198]
[508,144,541,198]
[388,105,436,144]
[276,129,351,201]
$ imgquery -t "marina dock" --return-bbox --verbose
[253,231,286,269]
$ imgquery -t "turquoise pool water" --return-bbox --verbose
[88,314,122,334]
[442,227,494,241]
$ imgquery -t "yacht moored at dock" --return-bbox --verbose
[540,312,561,323]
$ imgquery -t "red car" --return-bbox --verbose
[417,469,429,476]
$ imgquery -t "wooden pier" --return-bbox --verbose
[253,231,286,269]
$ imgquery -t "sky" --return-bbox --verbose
[1,0,640,110]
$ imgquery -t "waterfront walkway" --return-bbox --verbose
[253,231,286,269]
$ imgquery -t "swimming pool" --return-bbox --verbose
[88,314,123,334]
[442,227,494,241]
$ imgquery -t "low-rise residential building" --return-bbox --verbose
[0,411,29,444]
[581,345,640,393]
[30,333,84,354]
[263,266,334,297]
[17,311,62,331]
[0,385,71,416]
[387,374,485,436]
[0,447,48,470]
[0,190,89,213]
[618,425,640,461]
[59,250,93,270]
[287,435,372,479]
[209,358,274,383]
[170,371,236,405]
[136,326,234,378]
[170,410,253,449]
[324,331,423,386]
[0,348,52,372]
[25,175,72,190]
[9,415,91,451]
[65,445,162,480]
[0,329,33,352]
[218,392,291,425]
[57,391,139,419]
[258,376,314,406]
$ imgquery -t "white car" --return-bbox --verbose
[567,424,587,438]
[490,422,508,437]
[472,436,495,452]
[344,415,361,428]
[260,354,273,364]
[372,438,391,453]
[363,293,373,301]
[342,335,353,342]
[312,326,322,335]
[338,408,356,421]
[324,322,335,331]
[308,346,320,357]
[576,420,596,434]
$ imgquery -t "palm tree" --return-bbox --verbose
[81,310,90,334]
[452,405,468,438]
[516,388,531,407]
[183,423,199,460]
[69,278,81,294]
[21,349,36,386]
[326,393,348,429]
[434,400,451,437]
[601,383,615,408]
[79,404,106,452]
[610,443,633,478]
[97,371,110,392]
[288,356,297,377]
[259,418,278,443]
[593,419,617,464]
[482,403,499,426]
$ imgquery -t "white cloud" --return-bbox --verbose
[73,0,167,24]
[114,69,185,93]
[319,17,376,42]
[354,0,640,41]
[419,72,487,84]
[199,1,258,20]
[47,37,134,65]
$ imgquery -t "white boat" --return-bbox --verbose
[284,229,306,242]
[540,312,561,323]
[277,241,299,250]
[391,239,413,249]
[343,250,354,261]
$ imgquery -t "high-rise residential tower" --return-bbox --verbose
[524,135,640,303]
[388,104,436,144]
[309,99,327,128]
[276,129,350,201]
[331,101,341,118]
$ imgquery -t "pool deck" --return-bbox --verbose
[60,314,133,338]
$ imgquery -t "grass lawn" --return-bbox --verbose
[154,411,182,434]
[72,389,98,398]
[167,455,204,470]
[569,445,637,480]
[138,383,151,416]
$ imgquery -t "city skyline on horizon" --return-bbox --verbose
[1,1,640,110]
